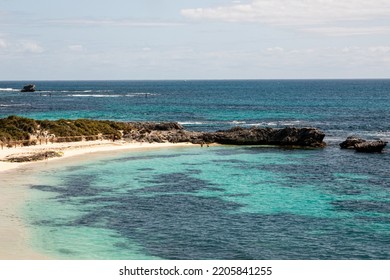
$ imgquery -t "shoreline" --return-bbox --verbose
[0,140,197,260]
[0,139,197,172]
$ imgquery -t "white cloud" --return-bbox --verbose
[303,26,390,36]
[181,0,390,25]
[0,38,7,49]
[0,39,44,54]
[368,46,390,54]
[68,45,84,52]
[261,45,390,66]
[46,18,182,28]
[266,46,284,53]
[17,41,44,53]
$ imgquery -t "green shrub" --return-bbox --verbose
[0,116,133,142]
[0,116,36,141]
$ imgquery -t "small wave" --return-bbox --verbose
[0,88,19,92]
[279,120,303,126]
[180,120,308,128]
[68,94,122,98]
[324,129,390,143]
[245,122,278,127]
[323,136,346,143]
[179,121,207,125]
[66,92,158,98]
[95,90,114,93]
[363,131,390,141]
[243,120,316,127]
[125,92,158,97]
[0,103,31,107]
[37,90,114,93]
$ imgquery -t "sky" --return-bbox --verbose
[1,0,390,80]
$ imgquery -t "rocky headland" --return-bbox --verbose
[1,116,325,150]
[125,123,326,148]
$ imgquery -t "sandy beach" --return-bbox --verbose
[0,140,196,259]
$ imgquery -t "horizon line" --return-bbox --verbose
[2,78,390,82]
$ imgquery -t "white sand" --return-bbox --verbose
[0,140,196,259]
[0,139,195,173]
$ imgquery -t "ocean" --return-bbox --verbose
[1,80,389,259]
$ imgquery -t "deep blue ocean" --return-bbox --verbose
[1,80,389,259]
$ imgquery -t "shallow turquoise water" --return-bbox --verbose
[24,145,390,259]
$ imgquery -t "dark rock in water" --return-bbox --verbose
[355,141,387,153]
[340,136,387,153]
[122,125,326,148]
[270,127,326,147]
[21,84,36,92]
[340,136,366,149]
[208,127,326,148]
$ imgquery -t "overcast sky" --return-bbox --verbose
[1,0,390,80]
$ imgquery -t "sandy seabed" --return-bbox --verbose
[0,140,196,259]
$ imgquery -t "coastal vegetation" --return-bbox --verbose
[0,115,37,141]
[0,115,131,143]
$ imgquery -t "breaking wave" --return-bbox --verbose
[0,88,19,92]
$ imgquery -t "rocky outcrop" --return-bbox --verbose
[128,122,184,131]
[355,141,387,153]
[210,127,326,147]
[340,136,387,153]
[123,125,326,148]
[339,136,366,149]
[20,84,36,92]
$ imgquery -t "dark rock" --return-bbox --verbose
[340,136,387,153]
[270,127,326,147]
[4,151,62,162]
[355,141,387,153]
[340,136,366,149]
[124,125,326,148]
[129,122,184,131]
[209,127,326,147]
[21,84,36,92]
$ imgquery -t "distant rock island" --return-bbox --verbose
[20,84,36,92]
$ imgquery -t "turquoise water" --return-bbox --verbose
[1,80,389,259]
[24,145,390,259]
